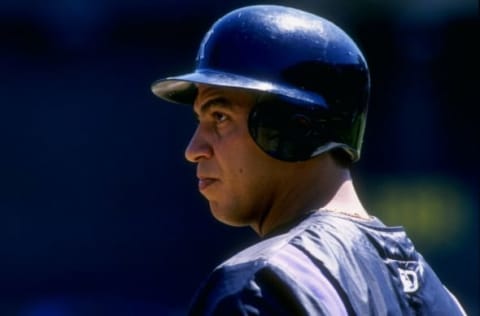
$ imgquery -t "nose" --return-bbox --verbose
[185,125,213,163]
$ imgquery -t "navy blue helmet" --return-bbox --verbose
[152,5,370,162]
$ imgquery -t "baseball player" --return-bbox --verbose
[151,5,467,315]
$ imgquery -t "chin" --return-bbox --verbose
[209,202,250,227]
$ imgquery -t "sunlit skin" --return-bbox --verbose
[185,84,369,236]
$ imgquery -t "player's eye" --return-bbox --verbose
[211,111,228,123]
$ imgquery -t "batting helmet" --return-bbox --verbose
[151,5,370,162]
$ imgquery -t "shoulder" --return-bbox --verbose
[188,213,349,315]
[219,211,371,277]
[222,211,360,265]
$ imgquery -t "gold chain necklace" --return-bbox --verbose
[319,208,371,220]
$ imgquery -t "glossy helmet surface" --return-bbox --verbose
[151,5,370,162]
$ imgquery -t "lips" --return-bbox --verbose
[198,177,218,191]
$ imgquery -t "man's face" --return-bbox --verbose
[185,85,285,228]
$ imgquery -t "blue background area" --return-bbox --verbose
[0,1,478,315]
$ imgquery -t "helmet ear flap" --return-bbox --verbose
[291,114,312,135]
[248,95,330,162]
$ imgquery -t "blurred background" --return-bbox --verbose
[0,0,478,315]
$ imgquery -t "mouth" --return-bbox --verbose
[198,177,218,191]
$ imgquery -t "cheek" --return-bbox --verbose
[218,125,275,185]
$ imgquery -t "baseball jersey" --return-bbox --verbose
[188,211,466,315]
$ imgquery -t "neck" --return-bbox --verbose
[253,155,367,237]
[319,179,368,218]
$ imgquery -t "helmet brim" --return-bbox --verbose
[151,69,327,107]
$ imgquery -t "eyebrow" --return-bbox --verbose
[194,96,233,118]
